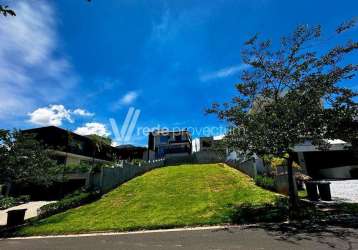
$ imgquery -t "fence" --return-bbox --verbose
[193,151,225,164]
[90,159,165,193]
[226,158,257,178]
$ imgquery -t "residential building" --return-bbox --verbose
[190,136,227,163]
[192,135,224,153]
[23,126,121,166]
[116,144,147,161]
[227,139,358,179]
[147,130,192,160]
[293,140,358,179]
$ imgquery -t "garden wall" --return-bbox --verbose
[226,158,257,178]
[193,151,225,164]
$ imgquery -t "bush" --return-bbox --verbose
[254,175,276,191]
[131,159,146,165]
[0,197,17,210]
[38,190,101,218]
[65,162,92,174]
[0,195,31,210]
[17,195,31,203]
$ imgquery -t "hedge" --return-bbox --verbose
[0,195,31,210]
[254,175,276,191]
[38,190,101,218]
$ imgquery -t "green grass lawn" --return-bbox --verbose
[18,163,277,235]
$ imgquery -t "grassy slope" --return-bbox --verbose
[19,163,277,235]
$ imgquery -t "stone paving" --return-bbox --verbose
[330,180,358,203]
[0,201,56,226]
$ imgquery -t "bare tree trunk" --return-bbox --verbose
[287,153,298,220]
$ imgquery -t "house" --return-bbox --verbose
[192,135,225,153]
[19,126,129,199]
[191,135,227,163]
[147,130,192,160]
[23,126,121,166]
[192,137,214,152]
[116,144,147,161]
[227,138,358,179]
[293,140,358,179]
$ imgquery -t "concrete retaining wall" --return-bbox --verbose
[91,159,165,193]
[193,151,225,164]
[164,154,195,165]
[226,158,257,178]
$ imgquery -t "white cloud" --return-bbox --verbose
[111,91,139,111]
[28,105,94,126]
[200,64,250,82]
[0,1,79,120]
[74,123,110,137]
[151,9,173,43]
[73,109,94,117]
[119,91,139,105]
[150,7,212,45]
[28,104,73,126]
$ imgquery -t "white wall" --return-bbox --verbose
[192,138,200,153]
[319,166,358,179]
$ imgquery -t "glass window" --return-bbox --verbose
[160,135,169,143]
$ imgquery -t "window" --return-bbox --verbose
[160,135,169,143]
[202,140,212,148]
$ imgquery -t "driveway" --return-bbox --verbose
[0,201,56,226]
[1,225,357,250]
[330,180,358,203]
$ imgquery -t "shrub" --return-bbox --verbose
[0,197,17,210]
[38,190,101,218]
[254,175,276,191]
[0,195,31,210]
[17,195,31,203]
[65,162,92,174]
[131,159,146,165]
[262,154,301,169]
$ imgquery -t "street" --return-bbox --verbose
[1,225,358,250]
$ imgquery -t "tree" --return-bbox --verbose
[0,129,61,196]
[0,4,15,16]
[86,134,112,146]
[0,0,91,17]
[207,20,358,219]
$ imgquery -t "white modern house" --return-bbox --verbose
[293,139,358,179]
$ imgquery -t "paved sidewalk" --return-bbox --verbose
[0,201,56,226]
[330,180,358,203]
[1,225,357,250]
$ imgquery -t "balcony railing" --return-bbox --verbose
[168,139,191,144]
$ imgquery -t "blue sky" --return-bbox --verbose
[0,0,357,146]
